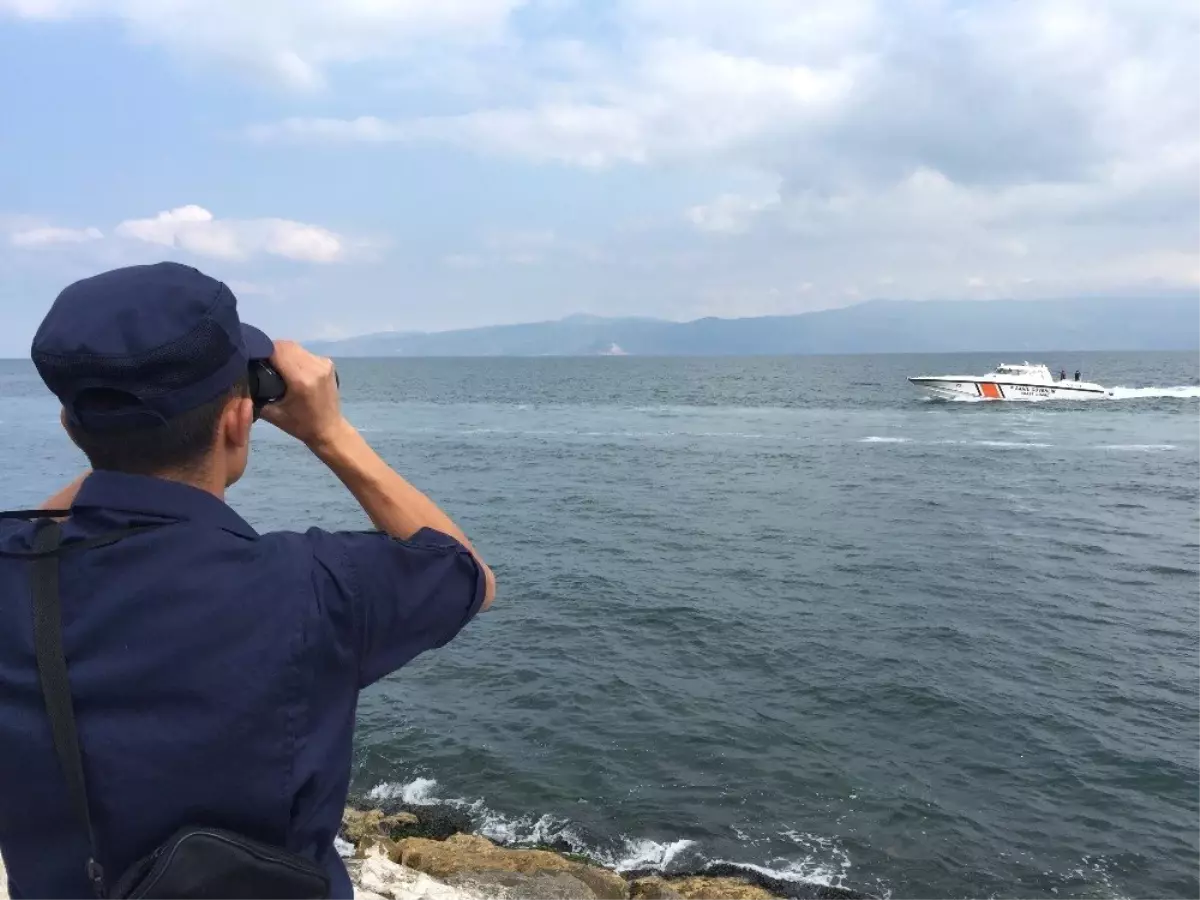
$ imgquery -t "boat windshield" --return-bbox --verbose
[993,364,1050,379]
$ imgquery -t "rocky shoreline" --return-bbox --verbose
[0,806,867,899]
[342,804,868,900]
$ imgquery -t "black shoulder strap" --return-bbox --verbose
[0,509,72,520]
[0,526,162,559]
[20,513,169,900]
[0,506,165,559]
[30,519,109,898]
[8,506,171,895]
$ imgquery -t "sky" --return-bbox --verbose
[0,0,1197,353]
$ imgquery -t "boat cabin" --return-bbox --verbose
[991,363,1054,381]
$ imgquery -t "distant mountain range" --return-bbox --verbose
[308,295,1200,357]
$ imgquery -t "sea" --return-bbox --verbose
[1,351,1197,899]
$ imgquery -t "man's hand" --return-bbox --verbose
[259,341,349,451]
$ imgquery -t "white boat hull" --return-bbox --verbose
[909,377,1112,401]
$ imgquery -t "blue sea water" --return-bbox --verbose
[2,351,1197,899]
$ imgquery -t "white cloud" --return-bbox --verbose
[239,0,1199,296]
[278,1,1192,189]
[9,225,103,246]
[0,0,522,89]
[250,39,858,167]
[5,206,347,264]
[621,0,879,56]
[5,0,1197,306]
[262,219,343,263]
[688,192,781,235]
[675,159,1199,301]
[249,107,650,168]
[114,205,344,263]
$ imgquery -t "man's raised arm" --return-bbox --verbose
[261,341,495,611]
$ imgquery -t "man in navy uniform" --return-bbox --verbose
[0,262,496,897]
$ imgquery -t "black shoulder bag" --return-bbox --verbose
[1,511,330,899]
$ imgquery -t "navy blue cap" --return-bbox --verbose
[31,261,274,431]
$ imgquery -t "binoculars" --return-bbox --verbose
[248,360,339,418]
[248,360,286,417]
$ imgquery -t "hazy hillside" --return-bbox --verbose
[308,296,1199,357]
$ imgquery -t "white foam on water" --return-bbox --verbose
[480,811,573,846]
[1109,385,1200,400]
[720,859,855,892]
[769,829,854,887]
[1051,855,1128,900]
[859,436,911,444]
[919,394,984,403]
[926,392,1062,404]
[368,776,443,805]
[367,778,589,854]
[971,440,1051,448]
[1097,443,1177,451]
[364,779,850,890]
[612,838,697,872]
[452,427,771,440]
[334,836,355,858]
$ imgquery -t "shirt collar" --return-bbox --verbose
[73,470,258,539]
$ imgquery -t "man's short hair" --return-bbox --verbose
[65,377,249,476]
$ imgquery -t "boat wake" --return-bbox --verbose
[1108,385,1200,400]
[858,438,1182,451]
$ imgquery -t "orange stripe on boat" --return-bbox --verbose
[979,382,1002,399]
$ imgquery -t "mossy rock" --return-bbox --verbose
[522,842,605,868]
[397,833,629,899]
[629,876,683,899]
[698,863,868,900]
[341,807,422,847]
[374,799,474,841]
[343,804,475,846]
[626,863,870,900]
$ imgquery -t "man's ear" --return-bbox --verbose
[60,408,81,449]
[222,395,254,451]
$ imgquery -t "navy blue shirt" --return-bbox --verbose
[0,471,485,898]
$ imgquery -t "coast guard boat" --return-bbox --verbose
[908,362,1112,401]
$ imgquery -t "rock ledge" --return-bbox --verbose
[0,807,866,900]
[341,806,867,900]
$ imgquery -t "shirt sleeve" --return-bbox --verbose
[306,526,486,687]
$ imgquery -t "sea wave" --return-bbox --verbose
[856,438,1189,452]
[1097,444,1177,451]
[971,440,1052,448]
[860,438,1054,448]
[365,777,853,890]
